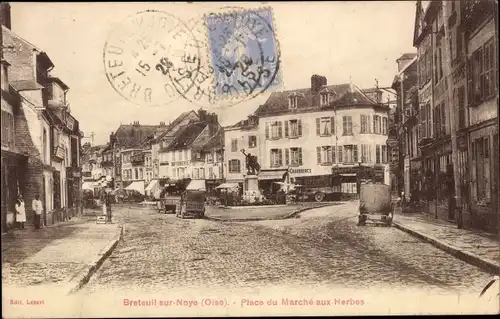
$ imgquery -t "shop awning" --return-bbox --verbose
[186,179,206,191]
[125,181,145,194]
[145,179,160,197]
[215,183,240,189]
[145,179,159,192]
[258,169,288,180]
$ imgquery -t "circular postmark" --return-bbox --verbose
[168,6,282,109]
[103,10,201,107]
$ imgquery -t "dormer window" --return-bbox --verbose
[320,89,336,106]
[288,93,299,109]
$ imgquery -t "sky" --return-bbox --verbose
[10,1,417,145]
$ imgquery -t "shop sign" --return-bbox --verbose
[289,168,312,174]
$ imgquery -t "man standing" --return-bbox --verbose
[32,195,43,230]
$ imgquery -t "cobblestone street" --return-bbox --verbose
[81,203,494,297]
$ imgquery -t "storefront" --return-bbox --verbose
[205,179,224,196]
[1,151,28,232]
[66,167,81,217]
[258,169,288,195]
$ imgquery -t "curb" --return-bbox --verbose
[67,224,125,294]
[205,203,336,222]
[393,221,499,274]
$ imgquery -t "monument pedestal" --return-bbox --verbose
[246,174,259,192]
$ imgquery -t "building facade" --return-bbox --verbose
[391,53,419,203]
[1,11,82,230]
[462,0,498,230]
[154,111,199,179]
[224,115,260,191]
[404,0,498,231]
[157,111,222,190]
[254,75,391,197]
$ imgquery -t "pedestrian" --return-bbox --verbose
[32,195,43,230]
[105,189,112,223]
[15,195,27,230]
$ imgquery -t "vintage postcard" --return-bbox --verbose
[1,1,499,317]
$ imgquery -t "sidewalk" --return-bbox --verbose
[393,210,499,274]
[2,217,123,295]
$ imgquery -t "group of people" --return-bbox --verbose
[14,194,44,230]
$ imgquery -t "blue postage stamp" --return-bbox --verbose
[205,7,282,99]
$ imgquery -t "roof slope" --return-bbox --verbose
[165,122,207,152]
[255,83,380,117]
[115,124,161,149]
[154,111,199,142]
[191,127,224,151]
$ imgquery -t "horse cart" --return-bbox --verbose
[357,183,394,226]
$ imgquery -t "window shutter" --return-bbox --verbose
[332,145,336,163]
[338,146,343,164]
[265,122,269,139]
[284,121,289,137]
[299,148,303,165]
[316,146,321,164]
[316,118,320,135]
[342,116,347,135]
[278,121,283,138]
[353,145,358,163]
[285,148,289,165]
[298,119,302,136]
[270,150,273,166]
[368,145,372,163]
[360,115,364,133]
[330,116,335,135]
[278,149,283,166]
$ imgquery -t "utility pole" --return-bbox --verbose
[442,0,463,228]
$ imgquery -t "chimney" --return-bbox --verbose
[311,74,327,93]
[159,121,165,126]
[198,108,208,122]
[0,2,11,30]
[209,112,218,124]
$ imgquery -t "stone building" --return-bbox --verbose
[1,7,82,230]
[407,0,497,230]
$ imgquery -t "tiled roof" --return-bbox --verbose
[254,83,379,117]
[10,80,44,91]
[191,127,224,151]
[154,111,198,142]
[115,124,162,149]
[164,122,208,152]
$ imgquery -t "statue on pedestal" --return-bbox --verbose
[241,149,260,175]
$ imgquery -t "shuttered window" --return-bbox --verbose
[270,149,282,167]
[343,116,353,135]
[360,115,368,133]
[229,159,241,173]
[290,147,302,165]
[231,139,238,152]
[286,119,302,138]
